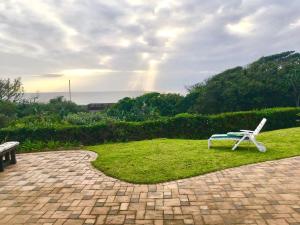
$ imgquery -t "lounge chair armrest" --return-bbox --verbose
[240,130,254,133]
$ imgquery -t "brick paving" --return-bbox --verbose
[0,151,299,225]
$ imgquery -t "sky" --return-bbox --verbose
[1,0,300,93]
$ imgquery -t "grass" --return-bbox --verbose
[87,127,300,184]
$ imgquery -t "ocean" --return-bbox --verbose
[23,91,147,105]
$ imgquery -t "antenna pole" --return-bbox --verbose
[68,80,72,101]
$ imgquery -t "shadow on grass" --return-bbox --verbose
[210,145,262,152]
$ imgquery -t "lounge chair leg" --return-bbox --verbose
[250,137,266,152]
[232,136,247,150]
[0,156,4,172]
[10,149,17,164]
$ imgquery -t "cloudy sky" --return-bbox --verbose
[1,0,300,93]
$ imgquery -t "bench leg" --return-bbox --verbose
[10,149,17,164]
[5,152,10,162]
[0,156,3,172]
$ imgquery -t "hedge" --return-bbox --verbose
[0,107,299,145]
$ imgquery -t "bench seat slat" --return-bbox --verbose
[0,142,19,153]
[0,142,19,172]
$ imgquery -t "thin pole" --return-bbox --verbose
[69,80,72,101]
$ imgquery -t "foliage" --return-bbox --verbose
[285,66,300,107]
[16,96,86,118]
[186,51,300,114]
[8,114,65,128]
[0,100,17,117]
[18,140,80,153]
[0,114,9,128]
[107,92,184,121]
[0,96,86,129]
[88,127,300,184]
[0,78,24,102]
[64,112,115,125]
[1,107,299,145]
[0,101,17,128]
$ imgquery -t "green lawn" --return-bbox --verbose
[87,127,300,184]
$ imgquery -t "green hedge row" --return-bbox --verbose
[0,107,299,145]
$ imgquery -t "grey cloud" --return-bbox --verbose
[33,73,64,78]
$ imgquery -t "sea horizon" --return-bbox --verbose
[23,91,148,105]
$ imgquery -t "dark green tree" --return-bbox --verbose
[0,101,17,128]
[107,92,184,121]
[187,51,300,114]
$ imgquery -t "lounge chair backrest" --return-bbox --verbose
[253,118,267,135]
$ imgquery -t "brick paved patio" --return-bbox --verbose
[0,151,299,225]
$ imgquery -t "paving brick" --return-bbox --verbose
[0,151,299,225]
[64,219,85,225]
[202,215,224,224]
[91,207,110,215]
[105,215,125,224]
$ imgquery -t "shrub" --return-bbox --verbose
[64,112,115,125]
[19,140,80,153]
[16,96,86,118]
[0,107,299,147]
[0,101,17,128]
[8,114,65,128]
[107,92,184,121]
[0,114,9,128]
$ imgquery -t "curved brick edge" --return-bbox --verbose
[18,150,300,185]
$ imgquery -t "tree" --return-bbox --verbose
[46,96,85,118]
[107,92,184,121]
[0,78,24,102]
[186,51,300,114]
[286,68,300,107]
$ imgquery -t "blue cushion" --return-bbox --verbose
[210,134,242,139]
[227,132,244,137]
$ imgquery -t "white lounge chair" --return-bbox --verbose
[208,118,267,152]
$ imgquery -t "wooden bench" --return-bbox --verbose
[0,142,19,172]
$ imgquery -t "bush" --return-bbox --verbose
[64,112,115,125]
[0,101,17,117]
[15,96,86,118]
[0,107,299,146]
[19,140,80,153]
[0,114,9,128]
[0,101,17,128]
[107,92,184,121]
[8,114,65,128]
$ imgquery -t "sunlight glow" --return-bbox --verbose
[99,56,112,66]
[126,0,145,6]
[141,52,150,60]
[226,18,254,36]
[60,68,119,77]
[144,59,159,91]
[154,0,181,13]
[156,27,183,39]
[137,36,148,45]
[118,39,131,47]
[23,68,148,93]
[289,19,300,29]
[156,27,184,48]
[24,77,66,92]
